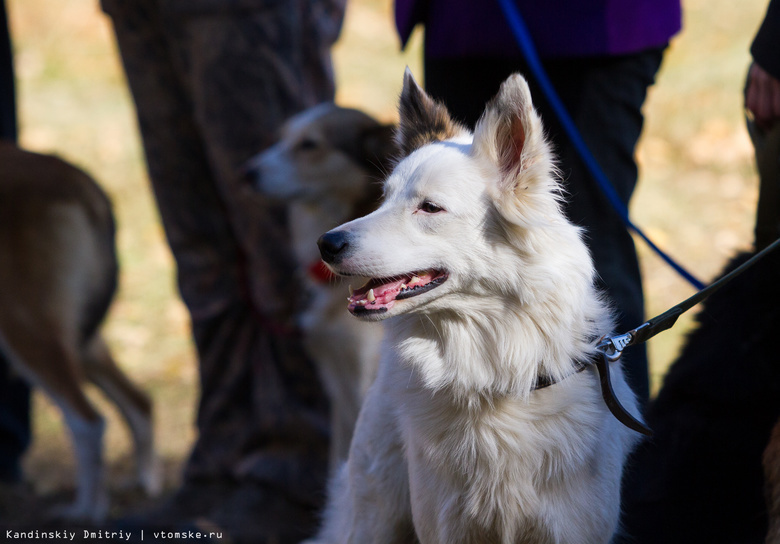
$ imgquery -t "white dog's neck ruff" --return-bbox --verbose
[387,280,609,401]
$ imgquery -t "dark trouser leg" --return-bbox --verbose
[0,343,30,484]
[748,119,780,251]
[425,49,664,406]
[101,0,340,506]
[0,0,31,485]
[0,0,15,141]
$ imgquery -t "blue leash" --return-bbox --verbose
[495,0,706,290]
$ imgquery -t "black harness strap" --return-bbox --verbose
[533,361,588,390]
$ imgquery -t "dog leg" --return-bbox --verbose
[3,330,110,522]
[304,319,381,472]
[326,388,359,474]
[83,334,161,497]
[307,339,362,473]
[306,364,414,544]
[54,406,109,522]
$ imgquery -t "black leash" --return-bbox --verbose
[592,237,780,436]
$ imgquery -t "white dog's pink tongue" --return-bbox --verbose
[347,271,435,312]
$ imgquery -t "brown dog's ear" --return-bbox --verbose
[346,124,395,221]
[361,124,398,179]
[396,68,466,157]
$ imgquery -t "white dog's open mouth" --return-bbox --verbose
[347,269,449,315]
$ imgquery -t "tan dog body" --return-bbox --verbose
[0,143,160,521]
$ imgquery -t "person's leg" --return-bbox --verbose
[0,0,15,141]
[0,0,31,485]
[541,51,664,405]
[101,0,340,530]
[747,119,780,251]
[0,342,30,485]
[425,49,664,405]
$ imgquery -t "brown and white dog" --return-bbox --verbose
[0,143,160,521]
[243,104,395,470]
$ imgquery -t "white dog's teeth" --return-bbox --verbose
[357,299,367,306]
[400,283,407,290]
[348,284,354,296]
[367,289,376,302]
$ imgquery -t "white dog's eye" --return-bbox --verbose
[419,200,445,214]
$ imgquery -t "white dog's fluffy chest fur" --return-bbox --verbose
[381,317,635,544]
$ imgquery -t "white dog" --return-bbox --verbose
[307,71,641,544]
[244,104,395,470]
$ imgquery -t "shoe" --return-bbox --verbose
[119,479,237,526]
[116,479,320,544]
[207,481,321,544]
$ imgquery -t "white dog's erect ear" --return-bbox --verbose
[472,74,555,200]
[396,68,466,157]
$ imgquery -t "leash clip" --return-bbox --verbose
[593,334,653,436]
[588,238,780,438]
[596,332,634,362]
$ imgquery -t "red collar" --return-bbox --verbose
[307,260,337,284]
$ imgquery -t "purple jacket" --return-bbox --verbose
[396,0,682,59]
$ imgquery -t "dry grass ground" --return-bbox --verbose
[3,0,771,519]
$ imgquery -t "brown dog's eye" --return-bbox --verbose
[419,201,444,214]
[297,138,318,151]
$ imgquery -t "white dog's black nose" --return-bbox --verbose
[318,230,350,264]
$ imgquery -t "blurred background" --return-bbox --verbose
[4,0,768,511]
